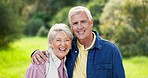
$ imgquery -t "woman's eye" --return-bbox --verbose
[56,40,61,41]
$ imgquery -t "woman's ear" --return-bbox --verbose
[49,39,52,44]
[49,39,53,48]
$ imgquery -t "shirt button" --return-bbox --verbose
[75,51,77,53]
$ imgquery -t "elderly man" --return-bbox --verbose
[31,6,125,78]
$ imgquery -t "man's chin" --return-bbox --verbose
[77,36,85,40]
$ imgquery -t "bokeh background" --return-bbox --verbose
[0,0,148,78]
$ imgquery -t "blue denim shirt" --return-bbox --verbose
[66,31,125,78]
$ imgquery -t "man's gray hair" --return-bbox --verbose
[68,6,93,24]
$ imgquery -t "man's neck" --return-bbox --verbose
[78,32,94,49]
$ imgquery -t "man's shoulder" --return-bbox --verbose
[92,30,118,49]
[96,36,118,49]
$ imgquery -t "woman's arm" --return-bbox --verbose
[26,63,46,78]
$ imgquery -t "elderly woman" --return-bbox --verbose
[26,23,73,78]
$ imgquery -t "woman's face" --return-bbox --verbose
[50,31,72,60]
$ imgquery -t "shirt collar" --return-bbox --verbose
[92,31,102,50]
[48,48,66,68]
[77,32,96,51]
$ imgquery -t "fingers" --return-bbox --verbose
[32,55,39,64]
[32,51,40,64]
[45,50,49,57]
[39,50,48,63]
[32,50,48,64]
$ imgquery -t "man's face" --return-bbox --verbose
[70,11,93,41]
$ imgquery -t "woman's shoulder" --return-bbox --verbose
[26,63,46,78]
[27,63,46,71]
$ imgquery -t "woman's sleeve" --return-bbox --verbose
[26,63,46,78]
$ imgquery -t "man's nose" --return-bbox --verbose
[77,23,83,29]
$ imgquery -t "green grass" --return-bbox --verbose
[0,37,47,78]
[0,37,148,78]
[123,56,148,78]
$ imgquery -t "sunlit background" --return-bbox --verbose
[0,0,148,78]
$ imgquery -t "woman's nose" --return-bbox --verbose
[61,41,66,46]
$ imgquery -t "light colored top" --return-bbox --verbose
[46,49,68,78]
[72,32,96,78]
[26,49,68,78]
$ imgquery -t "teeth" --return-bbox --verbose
[59,48,66,51]
[78,31,84,34]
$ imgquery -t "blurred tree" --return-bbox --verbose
[24,18,44,36]
[100,0,148,56]
[0,0,23,46]
[122,0,148,54]
[37,26,49,37]
[22,0,78,37]
[100,0,124,41]
[87,0,108,33]
[48,7,71,27]
[36,7,71,37]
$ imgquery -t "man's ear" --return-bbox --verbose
[91,19,93,27]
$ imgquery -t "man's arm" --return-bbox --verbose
[31,50,49,64]
[113,46,126,78]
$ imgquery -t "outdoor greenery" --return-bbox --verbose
[0,37,148,78]
[0,37,47,78]
[0,0,147,56]
[0,0,148,77]
[0,0,23,46]
[99,0,148,56]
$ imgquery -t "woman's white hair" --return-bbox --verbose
[47,23,73,48]
[68,6,93,24]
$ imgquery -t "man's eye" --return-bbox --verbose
[73,22,78,26]
[82,20,87,23]
[65,39,70,41]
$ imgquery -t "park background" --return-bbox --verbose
[0,0,148,78]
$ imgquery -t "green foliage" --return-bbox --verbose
[46,0,76,19]
[136,37,148,55]
[24,18,44,36]
[37,26,49,37]
[36,7,72,37]
[87,0,108,32]
[22,0,108,37]
[100,0,148,56]
[32,12,49,22]
[121,0,148,55]
[0,0,22,46]
[48,7,71,27]
[100,0,124,40]
[12,0,147,56]
[87,0,108,20]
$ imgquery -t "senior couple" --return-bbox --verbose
[26,6,125,78]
